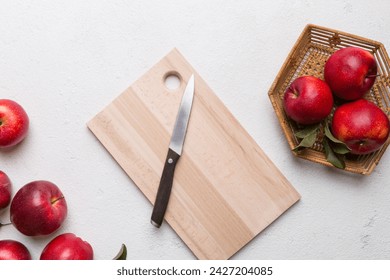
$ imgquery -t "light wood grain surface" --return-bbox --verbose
[87,49,300,259]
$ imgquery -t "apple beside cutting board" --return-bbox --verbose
[88,48,300,260]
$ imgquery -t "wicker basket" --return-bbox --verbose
[268,24,390,175]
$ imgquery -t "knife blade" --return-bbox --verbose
[151,74,195,228]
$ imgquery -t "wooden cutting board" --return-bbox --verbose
[87,49,300,260]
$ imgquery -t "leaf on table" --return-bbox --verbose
[113,244,127,260]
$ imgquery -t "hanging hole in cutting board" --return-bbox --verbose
[164,72,182,91]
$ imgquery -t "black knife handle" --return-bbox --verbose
[151,148,180,228]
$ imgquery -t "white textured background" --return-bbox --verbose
[1,0,390,260]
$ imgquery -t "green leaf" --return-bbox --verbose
[294,124,321,139]
[293,130,317,151]
[113,244,127,260]
[331,143,351,155]
[323,123,351,154]
[323,138,346,169]
[324,123,345,144]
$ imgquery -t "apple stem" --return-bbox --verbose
[51,196,65,204]
[367,74,380,78]
[0,221,12,228]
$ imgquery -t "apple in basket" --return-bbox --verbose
[283,75,334,125]
[332,99,390,155]
[324,47,378,100]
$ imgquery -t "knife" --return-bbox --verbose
[151,74,195,228]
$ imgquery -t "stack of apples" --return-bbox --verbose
[283,47,390,167]
[0,100,93,260]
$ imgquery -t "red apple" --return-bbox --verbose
[332,99,390,155]
[283,76,334,124]
[10,180,67,236]
[0,171,12,210]
[0,240,31,260]
[40,233,93,260]
[0,99,29,148]
[324,47,377,100]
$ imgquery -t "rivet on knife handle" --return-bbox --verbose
[151,74,195,228]
[151,148,180,227]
